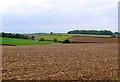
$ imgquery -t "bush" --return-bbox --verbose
[111,35,116,38]
[31,36,35,40]
[15,34,21,38]
[50,32,53,35]
[53,38,57,42]
[62,39,71,43]
[23,35,29,39]
[39,38,44,41]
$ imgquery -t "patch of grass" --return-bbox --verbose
[37,35,71,41]
[0,37,60,46]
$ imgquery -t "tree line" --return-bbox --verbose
[67,30,113,35]
[0,32,35,40]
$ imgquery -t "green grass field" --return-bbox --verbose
[36,34,112,41]
[0,34,113,46]
[0,37,59,46]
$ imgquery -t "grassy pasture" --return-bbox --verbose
[36,34,112,41]
[36,34,71,41]
[0,37,59,46]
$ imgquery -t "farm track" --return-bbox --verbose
[2,43,119,80]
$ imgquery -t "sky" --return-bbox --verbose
[0,0,119,33]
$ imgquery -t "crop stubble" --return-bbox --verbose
[2,43,118,80]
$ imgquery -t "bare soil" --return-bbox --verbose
[2,43,118,80]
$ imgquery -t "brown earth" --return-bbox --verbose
[68,36,119,43]
[2,43,119,80]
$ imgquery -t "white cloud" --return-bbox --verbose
[0,0,47,14]
[1,0,118,14]
[1,0,119,32]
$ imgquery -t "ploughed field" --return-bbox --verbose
[2,43,118,80]
[68,36,119,43]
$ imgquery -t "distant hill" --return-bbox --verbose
[113,32,120,34]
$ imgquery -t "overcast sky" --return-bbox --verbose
[0,0,119,33]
